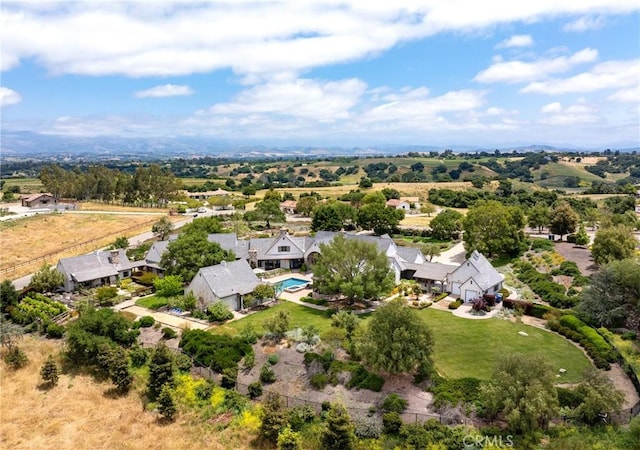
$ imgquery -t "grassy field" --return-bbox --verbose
[212,301,333,336]
[0,213,167,280]
[2,177,44,194]
[418,309,591,382]
[214,301,591,382]
[77,201,171,213]
[0,337,251,450]
[135,295,168,310]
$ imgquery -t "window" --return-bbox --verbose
[278,246,290,252]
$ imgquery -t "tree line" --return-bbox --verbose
[39,164,182,207]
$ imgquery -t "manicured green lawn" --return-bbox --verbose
[418,308,592,382]
[211,300,592,383]
[135,295,168,310]
[212,301,333,336]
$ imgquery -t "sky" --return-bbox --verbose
[1,1,639,148]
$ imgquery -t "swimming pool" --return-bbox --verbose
[275,277,310,292]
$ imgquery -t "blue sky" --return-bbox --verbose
[1,1,639,148]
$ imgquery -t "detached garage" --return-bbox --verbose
[446,251,504,302]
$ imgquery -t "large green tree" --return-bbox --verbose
[148,343,175,400]
[429,209,463,241]
[528,202,550,232]
[160,231,234,282]
[152,216,174,240]
[549,201,579,241]
[463,200,526,257]
[356,300,434,375]
[480,354,559,434]
[577,259,640,336]
[245,200,285,229]
[312,235,394,304]
[180,216,223,235]
[0,280,19,315]
[356,203,404,235]
[574,369,624,425]
[591,225,637,265]
[28,264,64,293]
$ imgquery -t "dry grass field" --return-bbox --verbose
[0,337,251,450]
[268,181,471,200]
[77,202,171,213]
[0,213,178,280]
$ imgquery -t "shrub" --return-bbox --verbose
[353,414,382,439]
[287,405,316,431]
[175,353,192,372]
[40,354,59,386]
[95,286,118,305]
[129,346,148,367]
[162,327,177,339]
[260,364,276,383]
[557,387,584,408]
[310,372,329,390]
[382,393,408,413]
[134,271,158,286]
[434,292,449,302]
[137,316,155,328]
[4,346,28,369]
[248,381,263,398]
[268,354,279,365]
[207,302,234,322]
[448,300,462,310]
[221,367,238,388]
[45,322,65,339]
[530,238,555,252]
[347,365,384,392]
[622,332,637,341]
[383,411,403,434]
[557,261,581,277]
[432,377,482,409]
[300,296,328,306]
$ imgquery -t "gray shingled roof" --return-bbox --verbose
[396,246,423,263]
[58,249,132,282]
[196,260,260,297]
[145,241,170,264]
[413,262,458,281]
[466,250,504,290]
[207,233,249,259]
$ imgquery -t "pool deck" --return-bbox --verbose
[262,272,313,284]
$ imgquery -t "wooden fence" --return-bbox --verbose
[0,218,157,276]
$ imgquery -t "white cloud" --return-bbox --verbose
[541,102,562,113]
[538,99,599,125]
[200,78,367,122]
[607,87,639,103]
[522,59,640,94]
[496,34,533,48]
[135,84,194,98]
[0,87,22,107]
[563,15,606,32]
[0,1,638,77]
[474,48,598,83]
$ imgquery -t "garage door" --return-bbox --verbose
[464,290,478,302]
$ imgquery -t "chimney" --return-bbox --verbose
[109,250,120,265]
[248,248,258,269]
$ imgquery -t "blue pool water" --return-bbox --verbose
[276,277,310,290]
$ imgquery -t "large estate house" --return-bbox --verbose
[55,230,503,309]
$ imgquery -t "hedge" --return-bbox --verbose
[547,315,615,369]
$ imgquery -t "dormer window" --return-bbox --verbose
[278,246,290,252]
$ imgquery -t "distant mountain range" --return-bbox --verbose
[1,130,638,160]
